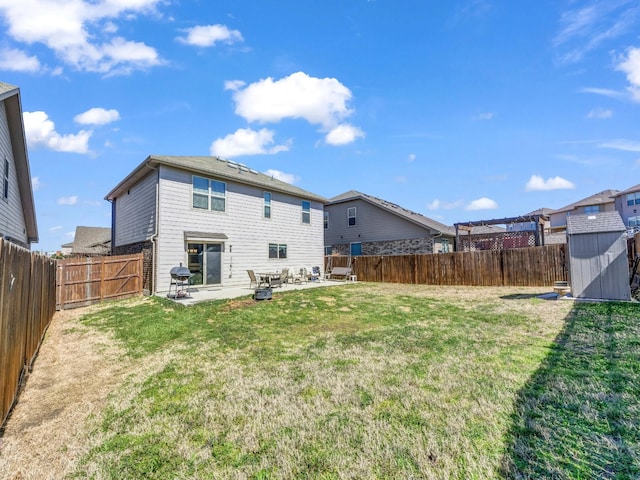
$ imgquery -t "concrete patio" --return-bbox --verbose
[164,278,351,306]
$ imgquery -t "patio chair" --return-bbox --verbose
[311,266,321,282]
[278,268,289,287]
[247,270,261,288]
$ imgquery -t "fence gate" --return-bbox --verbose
[56,254,143,310]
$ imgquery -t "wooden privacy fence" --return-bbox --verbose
[56,253,143,310]
[1,239,57,428]
[326,244,567,286]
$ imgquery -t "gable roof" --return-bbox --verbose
[550,189,619,215]
[106,155,326,203]
[0,81,38,244]
[326,190,455,236]
[71,226,111,254]
[566,211,625,235]
[613,183,640,197]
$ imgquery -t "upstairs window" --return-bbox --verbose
[324,211,329,229]
[627,193,640,206]
[629,216,640,227]
[302,200,311,224]
[584,205,600,214]
[264,192,272,219]
[348,207,356,226]
[193,176,226,212]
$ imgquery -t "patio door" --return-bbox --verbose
[187,242,222,286]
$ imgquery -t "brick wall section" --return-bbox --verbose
[331,237,434,256]
[113,241,154,294]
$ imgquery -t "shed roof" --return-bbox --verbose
[106,155,326,203]
[0,81,38,244]
[327,190,455,236]
[566,211,625,235]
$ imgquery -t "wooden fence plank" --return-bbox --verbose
[326,244,568,287]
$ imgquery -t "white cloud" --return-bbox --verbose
[66,231,75,238]
[58,196,78,206]
[210,128,290,158]
[0,47,40,72]
[31,176,41,191]
[616,47,640,101]
[586,108,612,119]
[263,169,298,184]
[49,225,62,232]
[231,71,355,128]
[579,87,625,99]
[473,112,494,120]
[74,107,120,125]
[427,199,464,210]
[553,2,638,63]
[325,124,365,146]
[465,197,498,210]
[598,139,640,152]
[224,80,246,91]
[395,176,407,183]
[176,24,243,47]
[408,153,416,162]
[525,175,575,191]
[24,111,92,153]
[0,0,165,75]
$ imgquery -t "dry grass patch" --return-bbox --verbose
[2,284,636,479]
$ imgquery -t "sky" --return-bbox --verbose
[1,0,640,252]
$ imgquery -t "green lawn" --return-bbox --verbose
[71,284,640,479]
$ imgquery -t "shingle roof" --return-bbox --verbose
[106,155,326,203]
[566,211,625,235]
[71,226,111,254]
[613,183,640,197]
[326,190,455,236]
[551,189,619,214]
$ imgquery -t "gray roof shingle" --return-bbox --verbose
[566,211,625,235]
[106,155,326,203]
[551,189,619,214]
[327,190,455,236]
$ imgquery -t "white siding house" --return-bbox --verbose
[106,156,326,294]
[0,82,37,249]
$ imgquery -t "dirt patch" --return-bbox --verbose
[0,305,127,480]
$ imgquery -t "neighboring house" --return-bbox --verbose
[60,241,74,255]
[0,81,38,249]
[548,189,619,232]
[69,226,111,256]
[613,184,640,232]
[105,155,326,294]
[323,190,455,256]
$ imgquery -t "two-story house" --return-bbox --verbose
[548,189,619,233]
[613,184,640,232]
[0,82,38,249]
[106,155,326,295]
[324,190,455,256]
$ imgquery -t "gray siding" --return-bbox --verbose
[568,231,630,300]
[155,166,324,293]
[615,192,640,227]
[0,101,27,246]
[113,170,157,247]
[324,199,434,247]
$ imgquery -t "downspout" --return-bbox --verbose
[148,164,160,296]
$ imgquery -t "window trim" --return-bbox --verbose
[192,175,226,212]
[323,211,329,229]
[268,243,287,259]
[263,191,272,219]
[627,193,640,206]
[584,205,600,214]
[347,207,357,227]
[302,200,311,224]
